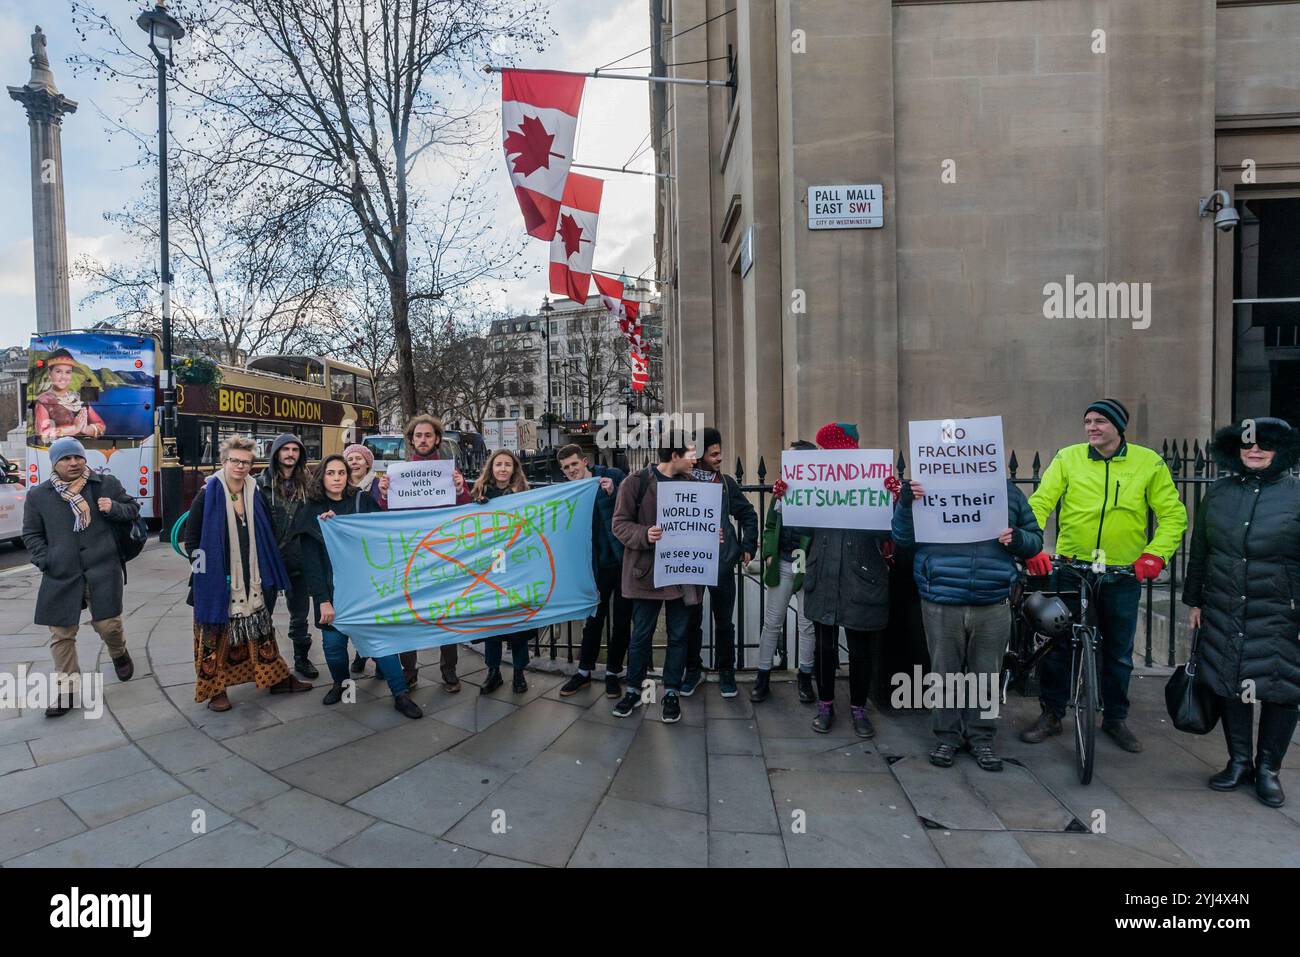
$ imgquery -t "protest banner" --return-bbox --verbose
[321,479,599,656]
[907,415,1008,543]
[779,449,894,529]
[386,459,456,509]
[654,481,722,587]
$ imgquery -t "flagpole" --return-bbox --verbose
[572,162,672,180]
[484,65,732,89]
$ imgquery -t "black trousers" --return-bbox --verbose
[812,622,878,708]
[578,564,631,673]
[686,567,738,672]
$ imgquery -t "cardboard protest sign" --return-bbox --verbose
[386,459,455,509]
[321,479,599,655]
[654,481,722,587]
[778,449,894,529]
[907,415,1008,543]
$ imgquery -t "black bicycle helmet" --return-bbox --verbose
[1023,592,1072,640]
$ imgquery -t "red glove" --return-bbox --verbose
[884,475,902,503]
[881,538,896,567]
[1133,553,1164,582]
[771,479,787,500]
[1025,551,1053,576]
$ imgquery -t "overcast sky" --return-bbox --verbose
[0,0,654,348]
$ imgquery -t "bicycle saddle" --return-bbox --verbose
[1023,591,1072,639]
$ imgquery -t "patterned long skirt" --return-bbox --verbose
[193,622,291,702]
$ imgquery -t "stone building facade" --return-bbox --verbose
[652,0,1300,470]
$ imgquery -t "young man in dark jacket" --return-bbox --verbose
[684,427,758,697]
[610,433,703,723]
[556,444,632,699]
[893,477,1043,771]
[256,432,316,679]
[23,438,140,716]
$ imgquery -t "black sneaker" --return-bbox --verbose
[512,674,528,694]
[558,672,591,696]
[393,693,423,719]
[661,692,681,724]
[350,653,367,675]
[294,655,319,680]
[612,690,642,718]
[719,670,738,698]
[604,674,623,699]
[480,669,503,695]
[797,671,816,703]
[322,683,345,706]
[679,670,703,696]
[970,744,1003,771]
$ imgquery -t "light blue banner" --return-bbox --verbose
[321,479,599,657]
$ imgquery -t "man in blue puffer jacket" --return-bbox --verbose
[892,478,1043,772]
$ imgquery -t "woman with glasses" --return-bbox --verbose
[1183,418,1300,807]
[185,436,313,711]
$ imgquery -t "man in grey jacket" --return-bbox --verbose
[23,437,139,716]
[256,432,317,678]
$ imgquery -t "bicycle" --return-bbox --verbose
[1004,556,1136,785]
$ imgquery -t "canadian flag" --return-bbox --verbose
[548,173,602,304]
[501,70,585,240]
[595,272,642,342]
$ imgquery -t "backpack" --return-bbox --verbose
[114,516,150,582]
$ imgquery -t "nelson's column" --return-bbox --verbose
[8,26,77,334]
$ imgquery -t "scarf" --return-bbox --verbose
[690,467,719,483]
[52,475,92,532]
[193,473,290,640]
[354,470,378,493]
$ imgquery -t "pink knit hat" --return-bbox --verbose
[343,443,374,469]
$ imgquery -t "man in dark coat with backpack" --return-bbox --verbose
[22,437,140,716]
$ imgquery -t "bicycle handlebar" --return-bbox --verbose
[1048,556,1136,577]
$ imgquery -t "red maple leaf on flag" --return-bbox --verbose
[504,114,564,177]
[557,213,587,259]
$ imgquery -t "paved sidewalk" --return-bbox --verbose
[1,544,1298,868]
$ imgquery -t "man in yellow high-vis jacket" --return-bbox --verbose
[1019,399,1188,754]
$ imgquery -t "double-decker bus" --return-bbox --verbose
[174,353,379,507]
[28,331,378,525]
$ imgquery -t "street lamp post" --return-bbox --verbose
[539,295,554,449]
[137,0,184,531]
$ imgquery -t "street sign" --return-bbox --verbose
[807,184,883,229]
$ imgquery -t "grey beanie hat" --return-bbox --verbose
[49,436,87,465]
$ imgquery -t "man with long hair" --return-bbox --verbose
[256,433,317,679]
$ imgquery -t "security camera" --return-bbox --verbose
[1199,189,1238,233]
[1214,205,1240,232]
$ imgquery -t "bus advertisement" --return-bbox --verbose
[27,332,159,517]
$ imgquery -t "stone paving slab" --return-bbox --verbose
[0,745,154,815]
[0,799,87,862]
[7,796,232,868]
[176,754,292,814]
[60,767,192,828]
[570,796,708,868]
[707,753,781,834]
[707,830,789,868]
[141,822,291,868]
[276,717,471,804]
[328,821,482,868]
[347,753,510,838]
[239,789,373,855]
[608,721,708,814]
[0,741,34,775]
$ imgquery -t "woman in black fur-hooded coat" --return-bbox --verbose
[1182,417,1300,807]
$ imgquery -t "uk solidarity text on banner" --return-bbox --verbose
[321,479,600,657]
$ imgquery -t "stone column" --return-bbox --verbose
[8,26,78,334]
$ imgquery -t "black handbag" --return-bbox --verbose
[1164,627,1221,734]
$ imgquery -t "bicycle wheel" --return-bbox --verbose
[1072,628,1099,785]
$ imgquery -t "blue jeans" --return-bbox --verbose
[626,598,691,693]
[1038,570,1141,722]
[484,633,530,671]
[321,626,405,698]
